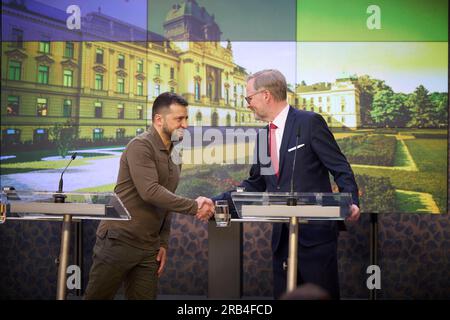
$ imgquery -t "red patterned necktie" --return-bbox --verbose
[269,122,279,176]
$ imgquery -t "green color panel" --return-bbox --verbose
[297,0,448,41]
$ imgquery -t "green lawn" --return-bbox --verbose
[75,184,115,192]
[395,191,430,213]
[0,155,117,175]
[354,138,447,213]
[393,140,410,167]
[0,146,125,164]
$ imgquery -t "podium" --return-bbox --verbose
[0,190,130,300]
[208,192,351,298]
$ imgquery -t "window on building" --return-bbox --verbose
[196,112,202,126]
[94,101,102,118]
[118,54,125,69]
[154,84,160,97]
[327,96,330,102]
[116,128,125,139]
[36,98,48,116]
[11,28,23,47]
[33,128,48,143]
[137,81,143,96]
[319,107,322,113]
[196,63,200,73]
[39,41,50,53]
[137,59,144,73]
[64,42,74,58]
[328,116,332,124]
[155,63,160,76]
[117,104,124,119]
[327,105,331,113]
[95,74,103,90]
[310,97,314,104]
[341,105,345,112]
[318,97,322,103]
[170,67,174,79]
[211,112,218,127]
[194,82,200,101]
[302,98,306,105]
[95,48,104,64]
[226,114,231,127]
[225,88,229,105]
[63,99,72,117]
[38,65,49,84]
[2,129,21,145]
[341,116,345,123]
[117,78,125,93]
[8,60,21,80]
[63,69,73,87]
[207,83,212,100]
[7,96,19,116]
[93,128,104,140]
[137,105,143,120]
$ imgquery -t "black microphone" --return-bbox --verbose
[287,127,301,206]
[58,152,77,193]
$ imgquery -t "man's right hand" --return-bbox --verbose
[195,197,214,222]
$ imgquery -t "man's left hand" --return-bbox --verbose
[156,247,167,277]
[346,204,360,222]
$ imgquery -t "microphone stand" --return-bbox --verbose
[286,127,300,292]
[54,153,77,300]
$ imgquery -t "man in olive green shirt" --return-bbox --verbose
[84,92,214,300]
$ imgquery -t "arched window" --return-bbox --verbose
[226,114,231,127]
[211,112,219,127]
[196,112,203,126]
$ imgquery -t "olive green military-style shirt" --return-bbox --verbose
[96,126,198,250]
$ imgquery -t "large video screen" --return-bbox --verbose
[1,0,447,215]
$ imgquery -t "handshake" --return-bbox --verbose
[194,197,215,222]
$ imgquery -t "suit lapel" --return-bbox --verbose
[278,107,297,178]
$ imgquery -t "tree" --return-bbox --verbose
[356,75,392,126]
[429,92,448,127]
[49,120,79,158]
[370,89,409,127]
[407,85,437,128]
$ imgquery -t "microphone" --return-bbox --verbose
[58,152,77,193]
[287,127,301,206]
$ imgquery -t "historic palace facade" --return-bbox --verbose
[1,0,360,145]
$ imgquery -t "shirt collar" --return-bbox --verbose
[271,104,290,129]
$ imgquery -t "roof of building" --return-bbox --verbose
[296,82,332,93]
[165,0,216,24]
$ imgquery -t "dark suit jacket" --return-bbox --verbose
[216,107,359,252]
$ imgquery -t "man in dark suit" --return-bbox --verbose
[214,69,360,299]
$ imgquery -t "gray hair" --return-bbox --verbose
[247,69,287,102]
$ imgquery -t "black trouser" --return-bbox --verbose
[273,240,340,300]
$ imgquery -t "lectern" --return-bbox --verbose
[0,190,130,300]
[208,192,351,298]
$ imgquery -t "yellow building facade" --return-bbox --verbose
[1,1,255,146]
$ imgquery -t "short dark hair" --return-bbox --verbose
[152,92,188,120]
